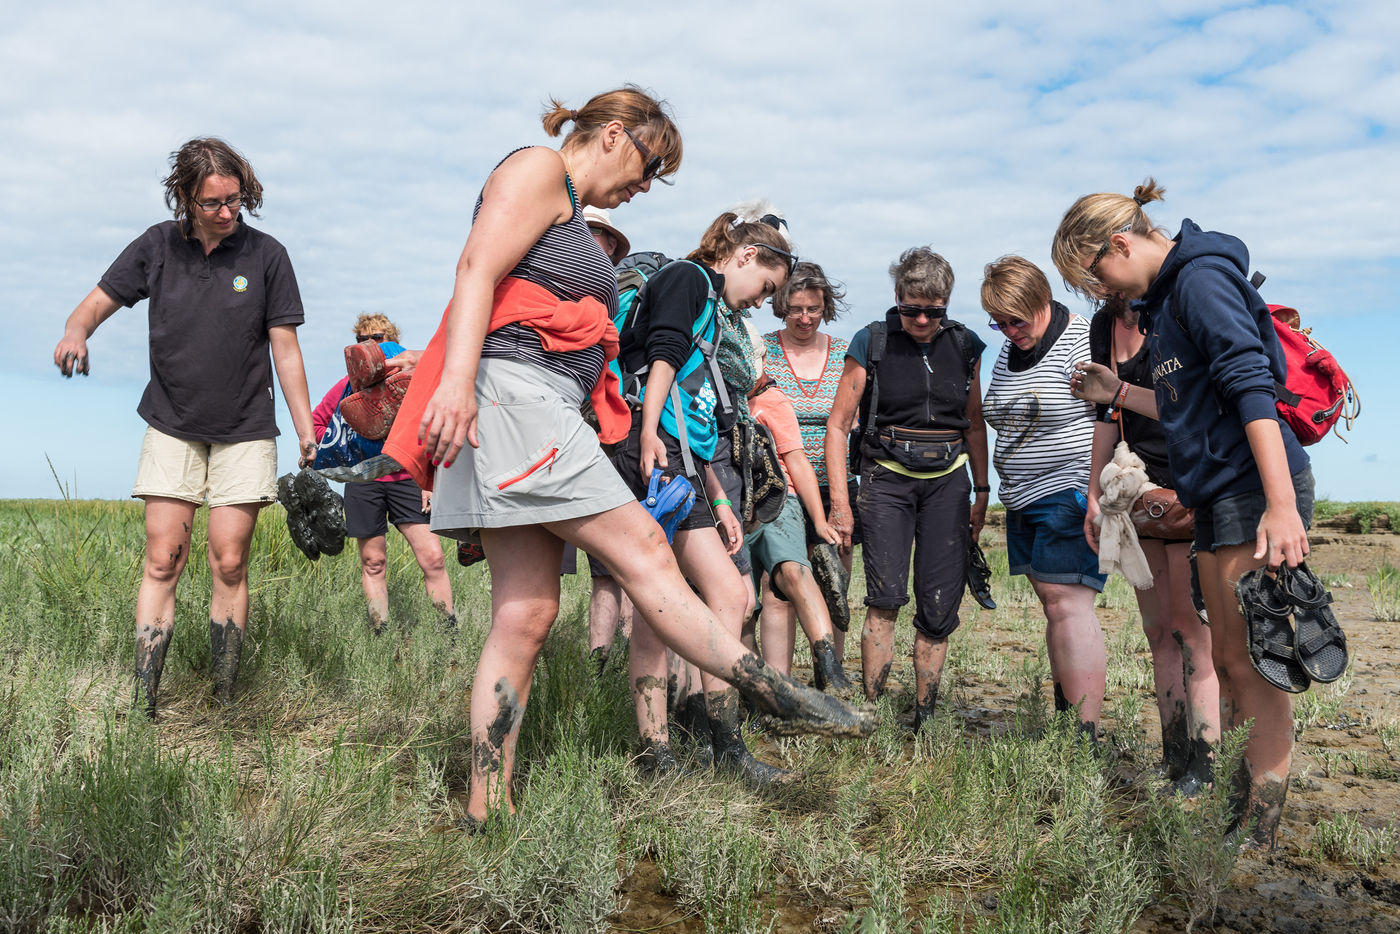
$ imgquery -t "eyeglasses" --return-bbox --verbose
[751,242,799,277]
[986,317,1028,332]
[621,126,673,186]
[194,194,244,214]
[357,332,386,343]
[896,302,947,320]
[1087,222,1134,280]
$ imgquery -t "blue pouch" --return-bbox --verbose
[643,469,695,544]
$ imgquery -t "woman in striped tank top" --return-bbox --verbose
[398,87,874,827]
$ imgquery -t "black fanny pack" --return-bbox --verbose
[862,426,965,473]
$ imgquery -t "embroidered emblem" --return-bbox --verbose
[233,275,248,292]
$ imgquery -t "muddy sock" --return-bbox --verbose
[209,619,244,707]
[913,687,938,733]
[637,737,681,776]
[133,625,173,720]
[1161,702,1191,780]
[675,692,714,768]
[706,689,794,787]
[811,638,853,695]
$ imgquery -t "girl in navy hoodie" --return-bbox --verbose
[1051,180,1313,850]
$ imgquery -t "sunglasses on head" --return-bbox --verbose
[621,126,673,186]
[751,242,799,277]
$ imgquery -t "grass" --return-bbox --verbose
[1369,563,1400,622]
[2,496,1378,932]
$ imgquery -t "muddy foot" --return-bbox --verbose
[733,656,876,739]
[636,739,682,778]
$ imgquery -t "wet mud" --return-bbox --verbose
[706,689,796,787]
[730,654,877,738]
[1161,701,1191,780]
[208,617,243,706]
[133,623,172,718]
[474,678,522,777]
[633,674,667,729]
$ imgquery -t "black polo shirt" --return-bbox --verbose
[98,219,305,444]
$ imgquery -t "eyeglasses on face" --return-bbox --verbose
[1087,222,1135,280]
[357,332,387,343]
[896,302,948,320]
[621,126,673,186]
[751,242,799,277]
[194,194,244,214]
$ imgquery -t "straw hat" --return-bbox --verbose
[581,206,630,264]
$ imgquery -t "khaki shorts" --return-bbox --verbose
[132,427,278,507]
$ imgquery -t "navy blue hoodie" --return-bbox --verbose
[1137,219,1308,508]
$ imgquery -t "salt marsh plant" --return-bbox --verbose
[1306,813,1400,872]
[1369,562,1400,621]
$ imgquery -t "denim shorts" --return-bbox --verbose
[1005,488,1107,592]
[1193,467,1315,553]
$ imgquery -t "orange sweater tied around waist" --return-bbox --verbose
[382,277,631,491]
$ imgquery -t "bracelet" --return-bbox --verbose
[1108,381,1130,422]
[712,498,732,508]
[973,485,990,494]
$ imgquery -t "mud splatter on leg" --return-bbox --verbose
[209,617,243,707]
[133,623,173,719]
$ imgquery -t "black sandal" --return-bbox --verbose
[1236,568,1310,694]
[1277,563,1349,683]
[966,540,996,610]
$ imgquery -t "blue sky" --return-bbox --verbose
[5,0,1396,502]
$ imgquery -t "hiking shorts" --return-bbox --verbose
[611,411,719,536]
[344,478,428,539]
[709,437,752,576]
[857,462,971,639]
[746,493,810,601]
[132,426,277,508]
[430,357,634,538]
[1006,488,1107,592]
[1193,467,1315,553]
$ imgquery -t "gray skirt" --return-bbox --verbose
[430,356,634,539]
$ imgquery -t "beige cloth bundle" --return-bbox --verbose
[1095,442,1155,590]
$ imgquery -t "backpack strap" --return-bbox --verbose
[1171,266,1290,405]
[863,321,888,442]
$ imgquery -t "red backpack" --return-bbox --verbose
[1249,272,1359,446]
[1265,302,1359,445]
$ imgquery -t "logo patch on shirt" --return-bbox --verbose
[232,275,249,292]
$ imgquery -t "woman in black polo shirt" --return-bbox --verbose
[53,138,316,718]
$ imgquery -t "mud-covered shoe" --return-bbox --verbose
[292,469,346,557]
[966,540,996,610]
[1236,568,1310,694]
[810,543,851,632]
[209,619,244,707]
[731,656,877,739]
[344,340,389,392]
[277,472,320,560]
[1277,562,1348,683]
[707,689,798,787]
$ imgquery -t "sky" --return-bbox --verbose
[6,0,1397,503]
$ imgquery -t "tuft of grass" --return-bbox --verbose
[1369,563,1400,622]
[1294,668,1357,736]
[1306,813,1400,872]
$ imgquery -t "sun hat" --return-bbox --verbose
[581,206,630,264]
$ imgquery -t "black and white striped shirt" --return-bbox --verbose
[983,314,1096,510]
[476,147,618,389]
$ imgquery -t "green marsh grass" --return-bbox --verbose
[0,497,1322,931]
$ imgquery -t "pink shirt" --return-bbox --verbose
[313,376,410,483]
[748,383,802,497]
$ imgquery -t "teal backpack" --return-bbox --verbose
[611,253,733,475]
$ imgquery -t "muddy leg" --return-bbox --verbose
[209,618,244,707]
[674,690,715,768]
[912,632,949,732]
[861,606,898,701]
[133,623,173,719]
[811,637,854,696]
[1161,698,1191,781]
[727,654,876,738]
[707,688,795,787]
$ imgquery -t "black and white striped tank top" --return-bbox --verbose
[478,147,619,389]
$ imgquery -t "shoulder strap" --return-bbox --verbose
[864,322,888,437]
[945,321,979,393]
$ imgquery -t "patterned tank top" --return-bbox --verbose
[476,147,619,388]
[762,330,848,487]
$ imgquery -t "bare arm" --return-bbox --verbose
[1245,418,1309,567]
[702,464,741,555]
[823,357,866,549]
[269,325,317,466]
[419,148,575,467]
[784,449,837,545]
[54,286,123,376]
[1071,361,1159,419]
[964,366,990,540]
[1084,421,1120,554]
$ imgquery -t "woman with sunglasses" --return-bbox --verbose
[762,262,857,664]
[52,137,316,718]
[610,207,809,784]
[979,255,1106,739]
[311,314,455,635]
[381,87,871,825]
[1074,292,1220,795]
[826,248,990,731]
[1052,181,1315,850]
